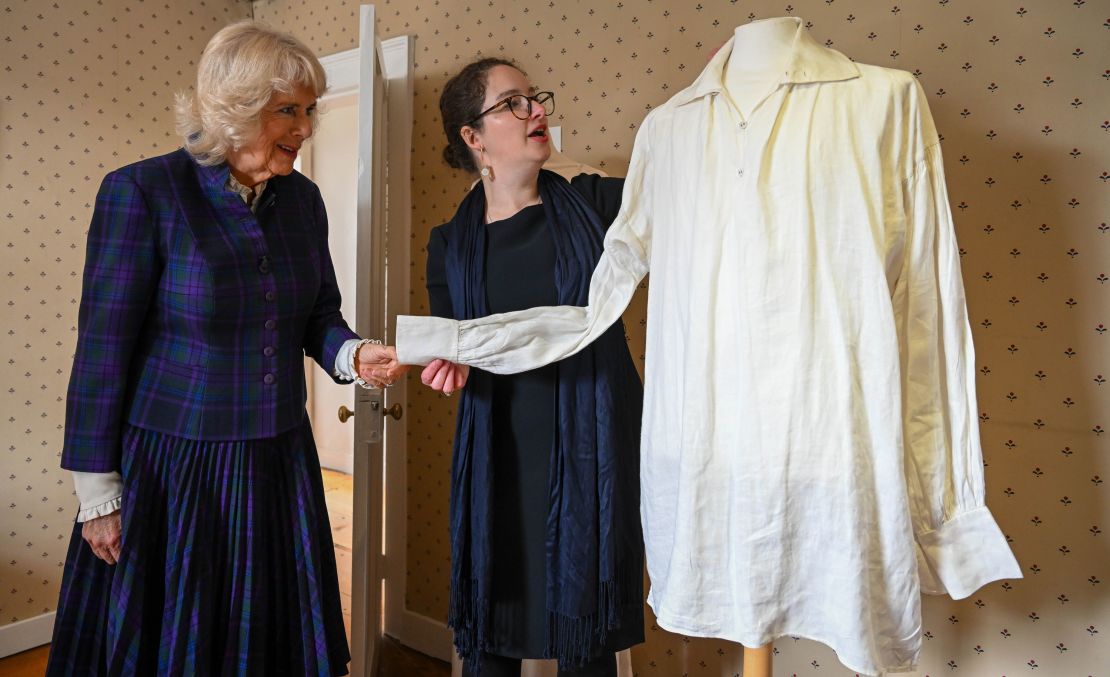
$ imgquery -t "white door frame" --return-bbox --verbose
[319,22,452,666]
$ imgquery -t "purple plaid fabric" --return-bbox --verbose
[48,422,351,676]
[62,149,358,472]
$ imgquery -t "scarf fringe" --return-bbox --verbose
[548,561,641,668]
[448,577,489,673]
[449,561,642,670]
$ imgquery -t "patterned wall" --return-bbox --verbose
[4,0,1102,674]
[254,0,1107,674]
[0,0,252,630]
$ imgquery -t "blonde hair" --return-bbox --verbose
[175,21,327,166]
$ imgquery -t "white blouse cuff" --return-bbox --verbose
[72,471,123,523]
[395,315,459,366]
[915,506,1023,599]
[334,338,362,380]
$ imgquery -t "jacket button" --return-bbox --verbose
[265,319,276,330]
[263,373,275,384]
[258,255,271,274]
[263,346,275,357]
[265,290,275,302]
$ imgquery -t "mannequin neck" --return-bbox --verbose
[723,17,798,115]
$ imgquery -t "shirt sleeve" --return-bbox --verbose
[395,121,654,373]
[72,471,122,523]
[896,141,1022,599]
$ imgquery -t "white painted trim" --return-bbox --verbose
[318,48,360,101]
[380,36,409,79]
[386,608,453,662]
[0,612,54,658]
[320,27,440,666]
[549,125,562,152]
[320,36,408,103]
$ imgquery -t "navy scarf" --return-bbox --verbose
[442,170,643,668]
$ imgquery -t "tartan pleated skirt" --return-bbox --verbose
[46,420,351,676]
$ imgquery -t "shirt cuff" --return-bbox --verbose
[915,505,1022,599]
[396,315,459,365]
[333,338,362,380]
[72,471,123,523]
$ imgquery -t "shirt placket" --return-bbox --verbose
[728,84,790,189]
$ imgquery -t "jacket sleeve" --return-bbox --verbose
[896,140,1022,599]
[302,184,360,382]
[425,226,454,319]
[61,171,159,473]
[395,118,654,371]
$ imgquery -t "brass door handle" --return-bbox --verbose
[339,403,402,423]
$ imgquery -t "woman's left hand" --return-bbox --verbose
[421,359,469,395]
[355,344,410,387]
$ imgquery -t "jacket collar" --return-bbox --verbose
[189,151,233,190]
[673,17,859,107]
[189,150,283,198]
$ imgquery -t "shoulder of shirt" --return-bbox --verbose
[843,62,927,112]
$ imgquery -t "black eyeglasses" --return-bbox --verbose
[468,91,555,125]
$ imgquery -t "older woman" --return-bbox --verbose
[46,21,402,676]
[418,58,645,677]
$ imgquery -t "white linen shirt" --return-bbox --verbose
[397,20,1021,676]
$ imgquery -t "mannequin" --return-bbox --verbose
[399,14,1024,676]
[724,20,794,677]
[722,17,797,118]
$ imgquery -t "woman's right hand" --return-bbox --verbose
[82,511,122,565]
[421,359,469,395]
[355,343,410,387]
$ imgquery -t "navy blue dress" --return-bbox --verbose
[426,174,639,658]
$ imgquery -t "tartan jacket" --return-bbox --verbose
[61,148,359,473]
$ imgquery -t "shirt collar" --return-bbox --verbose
[189,153,272,207]
[673,17,860,107]
[226,172,269,211]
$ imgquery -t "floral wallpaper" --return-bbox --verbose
[255,0,1106,674]
[0,0,253,631]
[3,0,1103,673]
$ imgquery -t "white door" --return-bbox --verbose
[352,7,417,670]
[350,5,387,675]
[307,7,416,675]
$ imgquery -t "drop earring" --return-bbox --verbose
[479,147,493,180]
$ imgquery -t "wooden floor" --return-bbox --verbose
[322,467,356,642]
[0,469,448,677]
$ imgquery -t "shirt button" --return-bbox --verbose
[258,256,271,274]
[265,319,276,330]
[263,373,275,385]
[265,290,275,302]
[264,346,275,357]
[739,121,748,129]
[738,169,745,177]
